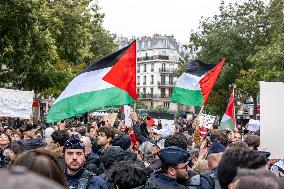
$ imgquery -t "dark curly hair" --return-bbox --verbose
[97,126,115,141]
[217,147,268,189]
[164,133,187,150]
[244,134,260,150]
[51,130,69,146]
[108,160,147,189]
[209,130,229,147]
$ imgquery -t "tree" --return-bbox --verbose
[0,0,116,96]
[184,0,283,115]
[0,0,60,92]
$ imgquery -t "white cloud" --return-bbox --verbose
[99,0,226,44]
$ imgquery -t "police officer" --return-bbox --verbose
[63,135,107,189]
[141,146,190,189]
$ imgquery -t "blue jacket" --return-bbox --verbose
[65,167,107,189]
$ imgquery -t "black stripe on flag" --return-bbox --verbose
[82,44,131,73]
[186,60,217,77]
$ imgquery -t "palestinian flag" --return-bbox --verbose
[171,58,225,106]
[46,41,137,123]
[220,92,236,130]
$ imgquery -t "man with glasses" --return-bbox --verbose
[141,146,190,189]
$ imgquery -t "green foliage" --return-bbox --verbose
[149,105,168,113]
[0,0,116,96]
[183,0,284,115]
[236,69,260,98]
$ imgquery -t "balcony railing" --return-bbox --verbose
[158,81,174,87]
[139,94,170,99]
[159,68,175,73]
[137,55,169,62]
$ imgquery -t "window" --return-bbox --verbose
[137,76,140,85]
[162,63,166,70]
[137,88,140,94]
[151,63,154,72]
[137,65,140,73]
[143,76,146,85]
[151,75,154,84]
[164,102,169,108]
[150,88,153,95]
[161,88,166,97]
[169,88,173,96]
[161,75,166,85]
[144,64,147,72]
[169,76,173,84]
[151,102,153,108]
[143,88,146,94]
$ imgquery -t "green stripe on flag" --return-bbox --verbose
[220,118,235,130]
[47,87,134,123]
[171,87,204,106]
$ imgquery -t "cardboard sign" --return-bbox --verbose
[260,81,284,159]
[0,88,34,119]
[105,113,118,126]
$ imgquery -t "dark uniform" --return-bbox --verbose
[63,135,108,189]
[65,167,107,189]
[137,146,191,189]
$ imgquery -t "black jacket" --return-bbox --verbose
[133,122,150,144]
[138,173,188,189]
[84,154,100,174]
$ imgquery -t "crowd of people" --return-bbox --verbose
[0,112,283,189]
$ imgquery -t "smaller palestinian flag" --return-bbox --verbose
[171,58,225,106]
[220,92,236,130]
[46,41,137,123]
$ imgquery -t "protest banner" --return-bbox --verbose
[0,88,34,119]
[247,119,260,132]
[198,113,216,129]
[123,105,133,127]
[260,81,284,159]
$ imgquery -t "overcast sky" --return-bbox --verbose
[99,0,226,44]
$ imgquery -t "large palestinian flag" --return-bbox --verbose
[46,41,137,123]
[220,92,236,130]
[171,58,225,106]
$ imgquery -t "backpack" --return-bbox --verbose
[77,169,95,189]
[189,170,221,189]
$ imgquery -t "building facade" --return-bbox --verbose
[117,34,187,112]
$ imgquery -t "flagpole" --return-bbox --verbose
[232,85,236,128]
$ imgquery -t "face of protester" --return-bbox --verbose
[234,133,242,143]
[174,161,190,183]
[5,129,12,137]
[91,122,97,127]
[71,126,77,132]
[0,133,10,147]
[64,149,86,173]
[97,132,111,148]
[23,134,32,140]
[11,134,21,142]
[229,131,235,141]
[36,133,43,139]
[89,128,97,137]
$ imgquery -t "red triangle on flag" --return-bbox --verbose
[199,58,225,104]
[103,41,138,101]
[225,92,236,125]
